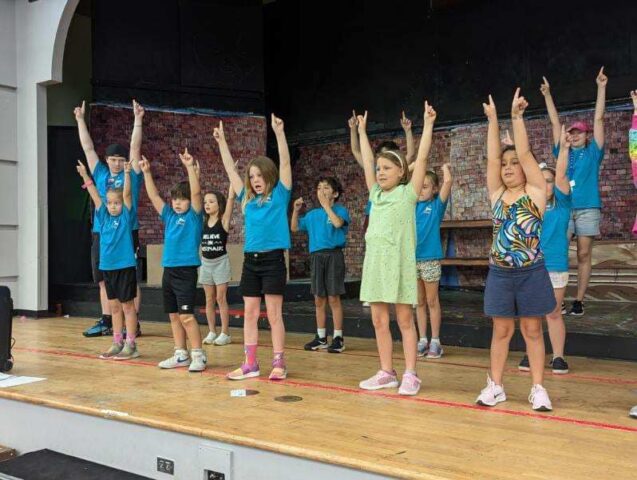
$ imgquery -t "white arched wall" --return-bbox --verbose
[0,0,79,313]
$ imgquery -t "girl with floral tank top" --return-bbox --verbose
[476,89,556,413]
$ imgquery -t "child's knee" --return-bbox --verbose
[179,314,196,325]
[216,292,227,305]
[327,295,341,307]
[493,322,514,340]
[110,301,123,314]
[426,295,440,311]
[121,301,135,314]
[520,321,542,341]
[314,296,327,308]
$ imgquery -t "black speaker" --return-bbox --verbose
[0,286,14,372]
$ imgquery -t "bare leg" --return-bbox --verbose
[415,280,428,338]
[314,296,327,330]
[169,312,187,350]
[520,317,545,385]
[395,303,417,371]
[371,303,393,372]
[203,284,218,334]
[546,287,566,358]
[327,295,343,331]
[99,281,111,315]
[243,296,261,346]
[424,281,441,338]
[180,313,202,349]
[575,236,594,301]
[216,283,230,335]
[490,317,515,385]
[264,294,285,353]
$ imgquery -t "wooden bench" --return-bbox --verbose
[441,257,489,266]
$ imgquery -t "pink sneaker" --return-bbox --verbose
[475,375,506,407]
[268,356,287,381]
[359,370,399,390]
[398,372,421,396]
[529,384,553,411]
[227,362,260,380]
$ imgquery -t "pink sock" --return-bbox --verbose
[113,332,123,344]
[245,344,258,366]
[126,333,136,345]
[273,351,285,368]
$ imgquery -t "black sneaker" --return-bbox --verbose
[83,316,113,337]
[551,356,569,374]
[304,335,328,351]
[518,354,530,371]
[327,336,345,353]
[560,302,567,315]
[569,300,584,316]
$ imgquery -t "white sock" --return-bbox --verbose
[333,330,343,339]
[419,337,428,344]
[317,328,326,339]
[431,337,440,345]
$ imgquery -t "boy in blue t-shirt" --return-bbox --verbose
[291,177,350,353]
[74,99,146,338]
[415,164,452,359]
[140,149,206,372]
[76,160,140,360]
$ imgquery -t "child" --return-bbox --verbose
[629,89,637,420]
[415,164,452,359]
[213,115,291,381]
[349,110,415,308]
[541,69,607,316]
[519,125,572,374]
[76,160,140,360]
[477,90,554,412]
[75,100,145,337]
[200,185,235,346]
[291,177,350,353]
[357,101,436,396]
[139,150,206,372]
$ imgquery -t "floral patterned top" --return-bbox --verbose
[490,194,544,268]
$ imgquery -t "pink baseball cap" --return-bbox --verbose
[567,121,591,133]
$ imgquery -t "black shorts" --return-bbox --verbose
[240,250,287,297]
[102,267,137,303]
[92,231,143,284]
[310,249,346,297]
[162,266,198,314]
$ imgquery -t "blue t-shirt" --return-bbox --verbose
[237,181,291,252]
[540,187,572,272]
[552,140,603,209]
[415,196,448,261]
[92,162,143,233]
[160,204,203,267]
[96,204,136,271]
[297,204,350,253]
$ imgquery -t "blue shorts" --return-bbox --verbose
[484,261,556,318]
[568,208,601,238]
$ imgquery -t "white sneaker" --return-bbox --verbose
[630,406,637,418]
[202,331,217,345]
[476,375,506,407]
[529,384,553,411]
[189,349,207,372]
[213,332,232,346]
[362,302,370,308]
[158,349,190,369]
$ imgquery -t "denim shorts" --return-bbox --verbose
[484,261,556,318]
[568,208,601,238]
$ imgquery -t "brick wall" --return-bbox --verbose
[89,105,267,248]
[88,105,636,285]
[290,109,637,280]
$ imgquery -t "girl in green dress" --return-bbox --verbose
[357,102,436,396]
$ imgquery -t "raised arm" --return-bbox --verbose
[74,101,99,173]
[290,197,303,233]
[410,101,436,195]
[401,111,416,164]
[439,163,453,202]
[629,90,637,187]
[129,100,144,174]
[213,121,244,195]
[138,156,165,215]
[540,77,561,147]
[221,184,236,232]
[356,111,377,191]
[318,190,345,229]
[555,125,571,195]
[76,160,102,210]
[511,88,546,210]
[179,148,202,213]
[484,95,504,200]
[271,114,292,189]
[349,110,363,168]
[594,67,607,148]
[123,161,133,210]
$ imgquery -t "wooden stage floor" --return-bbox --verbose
[3,317,637,479]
